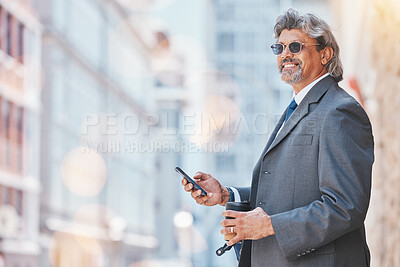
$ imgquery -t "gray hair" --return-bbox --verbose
[274,9,343,82]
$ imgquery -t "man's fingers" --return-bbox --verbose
[227,235,241,246]
[181,178,187,186]
[195,194,213,205]
[192,172,204,179]
[193,171,209,180]
[220,227,235,235]
[222,210,243,218]
[191,189,203,198]
[220,219,236,227]
[184,183,194,192]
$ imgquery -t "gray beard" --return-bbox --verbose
[282,68,303,84]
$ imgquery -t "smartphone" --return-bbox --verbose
[175,167,207,196]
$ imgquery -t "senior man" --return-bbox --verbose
[182,9,374,267]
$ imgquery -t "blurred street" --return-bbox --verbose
[0,0,399,266]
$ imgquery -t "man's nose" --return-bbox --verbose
[280,45,294,59]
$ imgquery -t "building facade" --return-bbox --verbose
[330,0,400,266]
[0,0,42,266]
[34,0,160,266]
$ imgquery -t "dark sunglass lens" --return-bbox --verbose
[271,44,283,55]
[289,42,301,54]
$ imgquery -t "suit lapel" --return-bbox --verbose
[249,113,286,208]
[264,113,286,155]
[263,75,334,158]
[264,102,309,155]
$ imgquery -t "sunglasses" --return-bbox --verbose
[270,41,320,55]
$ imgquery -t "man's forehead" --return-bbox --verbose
[278,29,312,43]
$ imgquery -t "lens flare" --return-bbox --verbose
[61,147,107,197]
[48,231,104,267]
[128,260,164,267]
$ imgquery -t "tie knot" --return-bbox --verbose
[289,98,298,110]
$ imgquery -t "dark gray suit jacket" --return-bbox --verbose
[237,76,374,267]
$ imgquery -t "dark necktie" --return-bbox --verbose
[285,98,298,122]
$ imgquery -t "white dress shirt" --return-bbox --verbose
[277,73,330,135]
[291,73,330,111]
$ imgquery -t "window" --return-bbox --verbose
[216,154,236,172]
[155,71,184,88]
[1,100,10,167]
[0,11,23,61]
[16,107,23,143]
[3,186,9,204]
[69,0,103,68]
[217,32,235,52]
[18,23,24,63]
[4,101,10,139]
[0,96,2,133]
[217,4,235,20]
[158,108,179,130]
[6,13,11,56]
[0,99,23,171]
[14,107,23,172]
[15,190,22,216]
[244,32,255,52]
[7,187,13,205]
[0,7,3,51]
[217,61,234,76]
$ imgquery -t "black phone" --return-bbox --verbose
[175,167,207,196]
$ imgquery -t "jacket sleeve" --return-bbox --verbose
[235,187,251,202]
[270,100,374,261]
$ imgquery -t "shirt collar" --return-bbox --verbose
[293,73,330,105]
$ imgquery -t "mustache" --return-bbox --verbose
[279,58,302,71]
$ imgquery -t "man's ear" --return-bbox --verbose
[321,46,334,65]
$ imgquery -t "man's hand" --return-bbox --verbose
[181,171,230,206]
[220,207,275,246]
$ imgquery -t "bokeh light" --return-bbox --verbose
[61,147,107,197]
[48,231,104,267]
[128,260,164,267]
[173,211,193,228]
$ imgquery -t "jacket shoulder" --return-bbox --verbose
[322,84,369,121]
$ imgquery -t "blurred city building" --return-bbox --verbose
[330,0,400,266]
[0,0,42,266]
[152,29,192,266]
[33,0,162,266]
[0,0,398,266]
